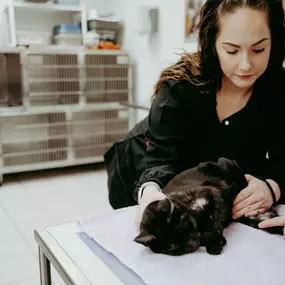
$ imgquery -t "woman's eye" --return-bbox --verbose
[227,50,238,55]
[253,48,265,54]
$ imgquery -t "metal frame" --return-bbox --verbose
[34,222,125,285]
[34,227,91,285]
[0,47,135,184]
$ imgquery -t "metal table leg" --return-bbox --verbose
[39,246,52,285]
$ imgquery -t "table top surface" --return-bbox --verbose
[34,206,285,285]
[34,221,128,285]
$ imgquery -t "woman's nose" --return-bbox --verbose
[239,53,252,72]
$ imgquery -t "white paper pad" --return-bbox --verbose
[79,205,285,285]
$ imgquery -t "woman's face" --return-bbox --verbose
[215,8,271,90]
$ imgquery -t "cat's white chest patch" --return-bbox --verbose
[190,198,208,211]
[251,211,273,221]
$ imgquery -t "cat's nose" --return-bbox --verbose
[168,244,179,252]
[187,237,200,253]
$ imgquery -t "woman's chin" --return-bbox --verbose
[231,76,256,89]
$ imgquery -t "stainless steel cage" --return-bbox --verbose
[0,48,134,184]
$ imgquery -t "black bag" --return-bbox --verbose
[104,117,148,209]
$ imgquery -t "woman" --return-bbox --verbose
[104,0,285,225]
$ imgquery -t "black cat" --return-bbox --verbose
[134,158,282,256]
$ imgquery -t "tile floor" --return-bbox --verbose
[0,163,113,285]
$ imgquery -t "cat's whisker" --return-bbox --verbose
[185,192,192,203]
[169,197,192,212]
[165,197,176,220]
[169,199,175,215]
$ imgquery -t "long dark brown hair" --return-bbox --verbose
[152,0,285,99]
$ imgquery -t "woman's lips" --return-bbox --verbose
[236,74,254,79]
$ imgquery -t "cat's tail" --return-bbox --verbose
[237,209,284,236]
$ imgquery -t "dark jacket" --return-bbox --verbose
[104,117,149,209]
[104,77,285,209]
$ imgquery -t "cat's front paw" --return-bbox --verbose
[205,236,227,255]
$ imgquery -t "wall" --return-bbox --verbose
[0,0,10,47]
[160,0,199,66]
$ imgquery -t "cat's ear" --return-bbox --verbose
[134,232,156,246]
[217,157,247,187]
[217,157,245,176]
[217,157,239,171]
[156,198,172,214]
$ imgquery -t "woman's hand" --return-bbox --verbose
[135,184,166,229]
[232,174,274,219]
[258,216,285,237]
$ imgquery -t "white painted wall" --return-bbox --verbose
[160,0,199,66]
[0,0,11,47]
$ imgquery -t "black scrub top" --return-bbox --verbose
[136,75,285,204]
